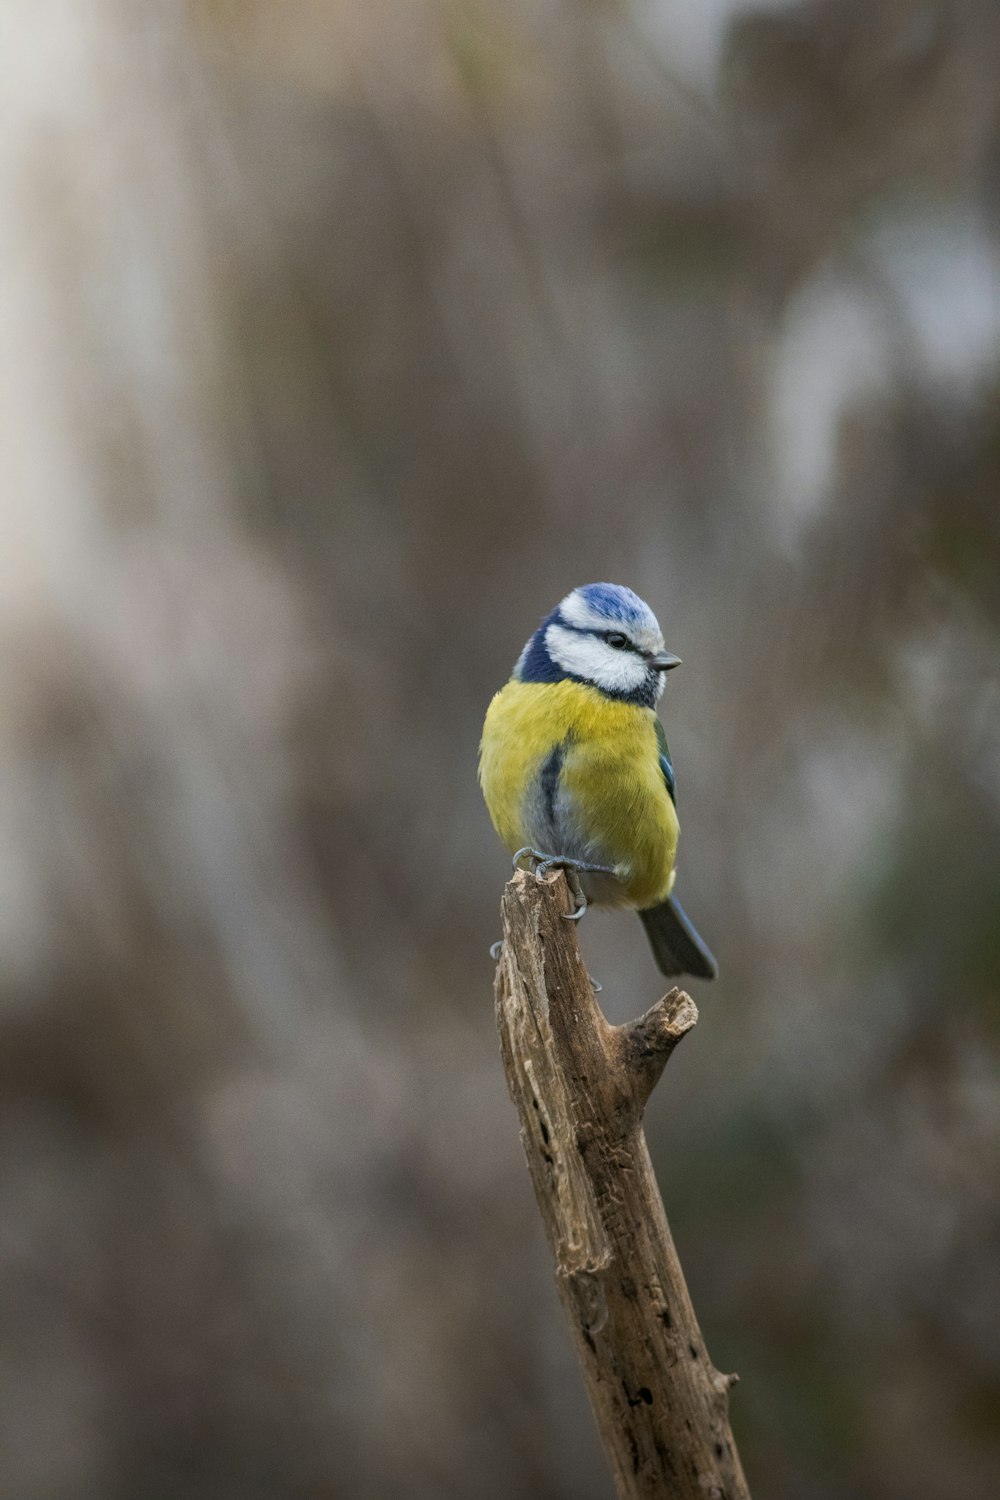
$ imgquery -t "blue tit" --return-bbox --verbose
[479,583,717,980]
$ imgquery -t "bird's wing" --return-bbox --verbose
[654,718,676,807]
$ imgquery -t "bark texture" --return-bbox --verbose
[495,870,750,1500]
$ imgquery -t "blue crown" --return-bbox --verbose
[567,582,655,632]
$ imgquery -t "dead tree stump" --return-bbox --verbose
[495,869,750,1500]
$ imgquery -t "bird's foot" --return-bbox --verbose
[511,848,615,923]
[511,847,551,872]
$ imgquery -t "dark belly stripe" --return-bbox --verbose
[540,741,565,830]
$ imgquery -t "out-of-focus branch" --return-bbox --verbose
[495,870,749,1500]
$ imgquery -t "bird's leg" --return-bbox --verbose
[489,940,503,961]
[512,848,615,922]
[533,855,616,923]
[535,854,616,882]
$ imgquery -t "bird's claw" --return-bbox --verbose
[513,849,615,923]
[512,847,549,872]
[489,940,503,961]
[561,870,588,922]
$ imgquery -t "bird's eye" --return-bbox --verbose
[606,632,629,650]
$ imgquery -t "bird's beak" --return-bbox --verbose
[648,652,682,672]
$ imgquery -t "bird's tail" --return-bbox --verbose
[638,895,718,980]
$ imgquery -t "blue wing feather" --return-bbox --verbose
[654,719,676,806]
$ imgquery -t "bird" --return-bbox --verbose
[479,582,717,980]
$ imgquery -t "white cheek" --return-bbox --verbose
[545,624,648,694]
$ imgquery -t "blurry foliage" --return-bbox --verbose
[0,1,998,1498]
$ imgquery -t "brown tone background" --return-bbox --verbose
[1,2,998,1497]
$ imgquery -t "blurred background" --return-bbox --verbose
[1,1,998,1497]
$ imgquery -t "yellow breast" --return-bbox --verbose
[478,678,679,909]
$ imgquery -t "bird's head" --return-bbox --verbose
[514,583,680,708]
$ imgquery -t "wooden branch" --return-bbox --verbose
[495,870,750,1500]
